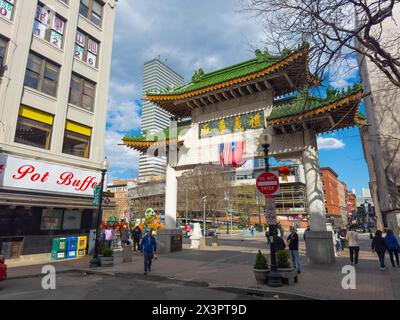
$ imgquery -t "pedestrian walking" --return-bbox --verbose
[338,226,347,252]
[346,225,360,267]
[265,228,271,244]
[287,226,301,274]
[334,230,341,254]
[371,230,388,270]
[120,226,129,246]
[104,227,113,249]
[384,229,400,268]
[132,225,142,252]
[140,228,157,275]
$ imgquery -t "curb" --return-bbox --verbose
[210,285,321,300]
[7,269,77,280]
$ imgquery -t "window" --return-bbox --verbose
[33,3,66,49]
[74,30,99,68]
[14,106,54,150]
[40,209,63,230]
[0,37,7,71]
[69,74,96,111]
[62,210,82,230]
[62,121,91,158]
[24,52,60,97]
[0,0,14,21]
[79,0,103,27]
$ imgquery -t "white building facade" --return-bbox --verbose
[0,0,117,255]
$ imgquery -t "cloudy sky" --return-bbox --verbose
[105,0,369,195]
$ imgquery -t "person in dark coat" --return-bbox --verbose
[287,226,300,273]
[132,225,142,252]
[371,230,388,270]
[384,229,400,268]
[265,227,271,244]
[274,235,286,251]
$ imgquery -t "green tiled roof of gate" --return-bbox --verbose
[267,84,363,121]
[122,122,191,143]
[146,46,308,97]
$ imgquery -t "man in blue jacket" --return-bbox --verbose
[384,229,400,268]
[140,228,157,275]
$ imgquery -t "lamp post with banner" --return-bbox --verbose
[224,191,230,234]
[258,129,282,287]
[90,157,110,267]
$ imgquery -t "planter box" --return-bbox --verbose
[100,256,114,267]
[277,268,297,285]
[253,268,270,284]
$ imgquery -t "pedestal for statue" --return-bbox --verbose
[157,229,183,254]
[305,231,336,264]
[190,223,202,249]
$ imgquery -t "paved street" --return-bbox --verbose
[0,272,272,300]
[3,233,400,300]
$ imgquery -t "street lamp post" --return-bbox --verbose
[256,193,263,232]
[185,184,189,225]
[202,195,207,237]
[90,157,110,267]
[259,130,282,287]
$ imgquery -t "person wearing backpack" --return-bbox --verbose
[132,225,142,252]
[372,230,388,270]
[384,229,400,268]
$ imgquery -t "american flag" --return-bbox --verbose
[219,141,245,168]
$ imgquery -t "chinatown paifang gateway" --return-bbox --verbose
[123,45,366,264]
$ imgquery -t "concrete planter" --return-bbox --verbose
[277,268,297,284]
[253,269,270,284]
[100,256,114,267]
[122,245,133,263]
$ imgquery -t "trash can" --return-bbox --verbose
[77,236,87,257]
[51,238,67,260]
[66,237,78,259]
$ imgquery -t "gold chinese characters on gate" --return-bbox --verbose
[199,110,264,139]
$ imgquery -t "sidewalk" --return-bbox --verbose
[6,237,400,300]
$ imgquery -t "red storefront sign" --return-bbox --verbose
[0,154,102,196]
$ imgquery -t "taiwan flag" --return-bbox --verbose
[219,141,246,168]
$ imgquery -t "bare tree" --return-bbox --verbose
[178,165,234,223]
[241,0,400,88]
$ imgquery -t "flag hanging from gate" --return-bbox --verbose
[219,141,245,168]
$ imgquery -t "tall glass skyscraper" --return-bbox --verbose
[139,59,184,180]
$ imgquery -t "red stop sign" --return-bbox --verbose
[256,172,280,195]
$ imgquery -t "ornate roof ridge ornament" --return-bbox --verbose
[192,68,205,83]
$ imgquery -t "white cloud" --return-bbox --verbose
[106,98,141,132]
[104,129,140,173]
[317,137,346,150]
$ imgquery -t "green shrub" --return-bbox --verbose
[254,250,269,269]
[99,245,113,257]
[276,250,292,268]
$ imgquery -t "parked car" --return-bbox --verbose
[0,255,7,282]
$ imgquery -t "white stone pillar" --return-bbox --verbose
[302,129,335,264]
[165,164,178,229]
[303,129,327,231]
